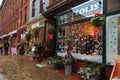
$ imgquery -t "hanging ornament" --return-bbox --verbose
[94,27,99,38]
[49,34,53,39]
[90,12,105,27]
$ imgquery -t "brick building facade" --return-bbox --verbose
[17,0,30,43]
[0,0,19,51]
[0,0,19,37]
[0,0,120,79]
[0,0,30,54]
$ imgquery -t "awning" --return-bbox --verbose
[8,30,17,36]
[0,34,8,39]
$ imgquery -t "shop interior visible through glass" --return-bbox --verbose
[57,21,103,62]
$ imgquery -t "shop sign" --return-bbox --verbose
[58,0,103,25]
[30,20,45,29]
[27,25,31,30]
[31,22,39,29]
[39,20,45,27]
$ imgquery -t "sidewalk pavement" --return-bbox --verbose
[24,56,81,80]
[0,63,7,80]
[0,73,5,80]
[0,55,81,80]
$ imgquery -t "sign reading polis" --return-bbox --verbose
[58,0,103,25]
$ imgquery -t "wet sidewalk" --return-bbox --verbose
[0,55,81,80]
[0,73,5,80]
[0,63,7,80]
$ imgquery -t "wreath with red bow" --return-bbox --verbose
[90,12,105,27]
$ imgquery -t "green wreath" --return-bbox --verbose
[90,13,105,27]
[48,26,55,34]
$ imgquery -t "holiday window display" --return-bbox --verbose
[57,21,102,62]
[90,12,105,38]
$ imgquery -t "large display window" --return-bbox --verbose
[106,14,120,65]
[57,21,103,63]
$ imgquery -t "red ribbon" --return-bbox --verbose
[49,34,53,39]
[94,27,99,38]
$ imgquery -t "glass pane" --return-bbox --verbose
[106,14,120,65]
[57,21,103,63]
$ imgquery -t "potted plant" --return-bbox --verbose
[17,42,26,47]
[61,38,76,74]
[33,41,43,52]
[25,31,32,54]
[26,46,32,55]
[33,27,40,39]
[47,56,63,69]
[25,32,31,42]
[62,53,76,75]
[17,42,26,55]
[77,62,104,80]
[32,41,43,62]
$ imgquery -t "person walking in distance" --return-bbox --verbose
[0,42,3,55]
[4,40,10,55]
[19,46,25,56]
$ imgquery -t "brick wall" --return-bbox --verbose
[106,0,120,13]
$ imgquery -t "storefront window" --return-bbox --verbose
[106,14,120,65]
[57,21,103,63]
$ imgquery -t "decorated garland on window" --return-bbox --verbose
[48,26,55,40]
[90,12,105,27]
[48,26,55,34]
[90,12,105,38]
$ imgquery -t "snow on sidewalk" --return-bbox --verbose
[0,63,8,80]
[0,73,8,80]
[0,73,5,80]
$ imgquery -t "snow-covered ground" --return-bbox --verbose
[0,73,6,80]
[57,52,102,63]
[0,63,7,80]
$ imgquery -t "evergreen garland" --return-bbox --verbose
[33,27,40,39]
[90,12,105,27]
[48,26,55,34]
[25,32,31,41]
